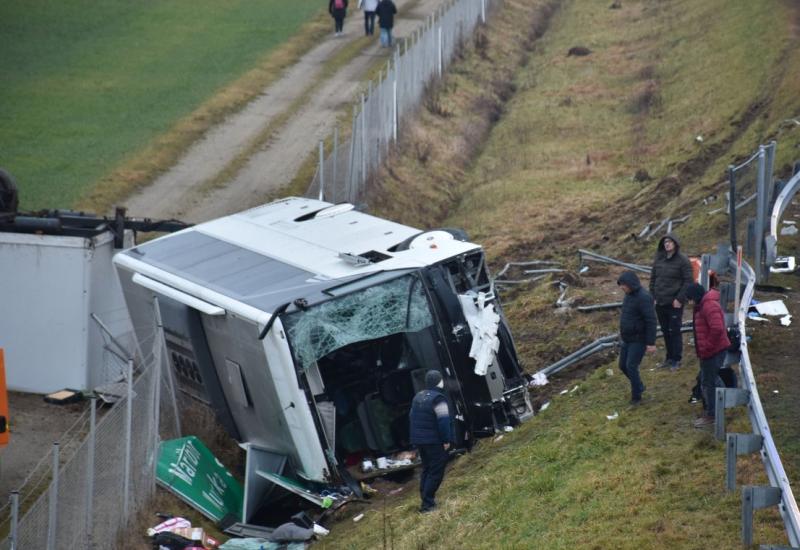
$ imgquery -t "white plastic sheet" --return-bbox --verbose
[458,292,501,376]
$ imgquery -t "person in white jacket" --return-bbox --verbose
[358,0,379,36]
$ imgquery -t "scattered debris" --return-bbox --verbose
[504,425,515,433]
[353,514,365,522]
[147,517,192,537]
[605,369,614,377]
[459,292,502,375]
[539,402,550,412]
[43,389,83,405]
[559,389,569,395]
[218,538,272,550]
[747,312,769,322]
[495,260,562,286]
[577,302,623,312]
[753,300,790,317]
[494,435,504,443]
[780,315,792,327]
[388,487,404,496]
[774,390,780,394]
[771,256,796,274]
[781,225,798,236]
[579,265,590,274]
[578,249,651,273]
[702,194,718,205]
[529,371,549,387]
[567,46,592,57]
[569,385,579,393]
[606,412,619,421]
[695,135,704,144]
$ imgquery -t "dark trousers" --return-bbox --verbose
[655,304,684,363]
[364,11,376,35]
[619,341,645,401]
[333,12,345,32]
[418,444,448,510]
[700,350,727,417]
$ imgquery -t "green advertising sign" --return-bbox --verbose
[157,436,243,522]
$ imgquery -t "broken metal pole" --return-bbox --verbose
[576,302,623,312]
[522,268,565,275]
[578,249,651,274]
[495,260,561,279]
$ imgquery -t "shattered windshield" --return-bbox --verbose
[283,274,434,369]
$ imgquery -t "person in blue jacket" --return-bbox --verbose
[617,271,658,404]
[409,370,451,513]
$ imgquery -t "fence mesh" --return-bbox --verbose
[306,0,490,206]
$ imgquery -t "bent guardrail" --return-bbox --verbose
[713,254,800,548]
[766,169,800,267]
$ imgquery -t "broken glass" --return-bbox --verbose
[283,274,434,369]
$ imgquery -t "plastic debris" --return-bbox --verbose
[748,312,769,322]
[606,412,619,420]
[605,369,614,377]
[504,425,514,433]
[559,389,569,395]
[780,315,792,327]
[569,385,579,393]
[530,372,549,387]
[353,514,365,522]
[458,292,501,376]
[539,401,550,412]
[774,390,780,394]
[493,435,504,443]
[147,517,192,537]
[771,256,796,274]
[781,225,798,236]
[754,300,790,317]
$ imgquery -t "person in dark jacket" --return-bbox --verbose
[375,0,397,47]
[649,233,693,370]
[686,283,731,428]
[329,0,349,37]
[617,271,657,404]
[409,369,451,512]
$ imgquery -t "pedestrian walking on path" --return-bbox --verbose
[358,0,378,36]
[649,233,693,370]
[329,0,349,37]
[376,0,397,47]
[686,283,730,428]
[409,370,452,513]
[617,271,657,405]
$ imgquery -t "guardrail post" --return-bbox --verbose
[123,359,133,519]
[86,397,97,547]
[715,387,749,441]
[10,490,19,550]
[742,486,782,547]
[318,140,325,201]
[726,433,763,492]
[47,442,59,550]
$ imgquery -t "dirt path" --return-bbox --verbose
[124,0,443,223]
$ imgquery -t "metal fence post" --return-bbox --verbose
[332,127,339,203]
[754,146,767,283]
[10,491,19,550]
[86,397,97,548]
[438,26,443,77]
[742,486,783,546]
[726,433,763,492]
[360,93,367,195]
[47,442,60,550]
[318,140,325,202]
[392,78,398,142]
[729,165,738,251]
[123,359,133,519]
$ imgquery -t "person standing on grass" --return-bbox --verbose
[409,370,451,513]
[375,0,397,47]
[329,0,348,37]
[686,283,730,428]
[649,233,693,370]
[617,271,657,405]
[358,0,378,36]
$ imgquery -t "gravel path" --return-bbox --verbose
[124,0,443,223]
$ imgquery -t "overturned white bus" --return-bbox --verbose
[113,197,532,522]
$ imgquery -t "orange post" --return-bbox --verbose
[0,348,9,447]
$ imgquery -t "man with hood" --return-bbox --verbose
[409,369,452,512]
[617,271,657,404]
[685,283,730,428]
[649,234,693,370]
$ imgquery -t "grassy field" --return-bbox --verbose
[0,0,324,211]
[321,0,800,547]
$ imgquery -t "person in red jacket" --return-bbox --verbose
[686,283,730,428]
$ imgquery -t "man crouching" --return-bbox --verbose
[409,370,452,513]
[617,271,658,404]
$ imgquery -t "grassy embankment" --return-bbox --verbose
[321,0,800,547]
[0,0,327,212]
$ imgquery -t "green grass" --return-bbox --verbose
[0,0,322,210]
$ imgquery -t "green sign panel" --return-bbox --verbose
[157,436,243,522]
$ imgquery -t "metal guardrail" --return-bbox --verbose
[718,258,800,547]
[766,170,800,267]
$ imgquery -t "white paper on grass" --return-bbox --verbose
[539,402,550,411]
[530,372,549,386]
[606,412,619,420]
[780,315,792,327]
[458,292,501,376]
[754,300,790,317]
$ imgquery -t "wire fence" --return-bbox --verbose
[305,0,492,206]
[0,328,170,550]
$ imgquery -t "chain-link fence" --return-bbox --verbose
[727,141,776,282]
[306,0,492,206]
[0,326,169,550]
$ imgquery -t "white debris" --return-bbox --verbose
[493,435,504,443]
[771,256,796,274]
[569,385,579,393]
[504,426,514,433]
[353,514,364,522]
[530,372,549,387]
[606,412,619,420]
[695,135,704,143]
[559,389,569,395]
[754,300,790,317]
[579,266,590,274]
[458,292,501,376]
[781,225,799,236]
[773,390,780,394]
[539,401,550,412]
[605,368,614,376]
[780,315,792,327]
[748,314,769,322]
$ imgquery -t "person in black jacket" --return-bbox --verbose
[618,271,657,404]
[329,0,349,37]
[649,233,693,370]
[375,0,397,47]
[409,370,451,512]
